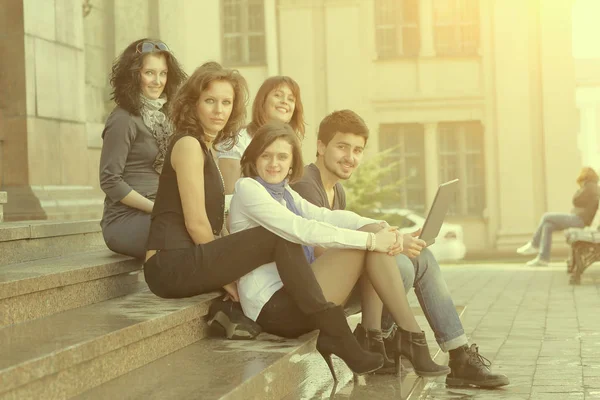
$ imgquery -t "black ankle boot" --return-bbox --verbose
[395,328,450,377]
[354,323,395,374]
[313,306,384,380]
[446,344,509,388]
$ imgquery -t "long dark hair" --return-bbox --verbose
[169,62,248,148]
[109,38,187,115]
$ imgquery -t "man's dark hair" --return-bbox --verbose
[316,110,369,156]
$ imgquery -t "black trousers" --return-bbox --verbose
[144,226,329,316]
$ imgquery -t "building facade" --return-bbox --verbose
[0,0,582,254]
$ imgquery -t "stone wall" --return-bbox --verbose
[0,0,166,221]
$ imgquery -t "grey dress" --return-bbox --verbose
[99,107,160,259]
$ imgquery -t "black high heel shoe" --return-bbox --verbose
[312,306,384,380]
[353,323,395,374]
[394,327,451,377]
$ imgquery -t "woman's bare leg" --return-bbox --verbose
[309,243,421,332]
[364,251,421,332]
[310,249,366,305]
[358,274,383,330]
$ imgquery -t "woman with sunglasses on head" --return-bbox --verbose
[229,121,450,379]
[99,38,187,259]
[217,76,304,195]
[143,62,383,378]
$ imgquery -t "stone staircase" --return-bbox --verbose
[1,219,454,399]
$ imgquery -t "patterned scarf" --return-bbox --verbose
[254,177,316,264]
[140,95,173,173]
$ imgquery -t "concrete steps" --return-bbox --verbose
[0,220,105,265]
[0,289,220,399]
[0,249,142,326]
[75,332,319,400]
[0,219,455,399]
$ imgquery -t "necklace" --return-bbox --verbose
[210,148,227,236]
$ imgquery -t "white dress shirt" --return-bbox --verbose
[229,177,380,321]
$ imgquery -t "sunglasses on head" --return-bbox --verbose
[136,41,170,54]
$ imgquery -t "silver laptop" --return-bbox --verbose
[419,179,459,246]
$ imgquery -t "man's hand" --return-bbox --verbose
[401,228,426,258]
[223,281,240,302]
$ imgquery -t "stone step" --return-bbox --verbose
[0,249,143,327]
[75,332,320,400]
[0,219,105,265]
[0,289,220,399]
[282,307,467,399]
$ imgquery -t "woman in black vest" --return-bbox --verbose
[143,62,383,378]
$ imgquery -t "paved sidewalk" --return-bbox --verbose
[415,261,600,400]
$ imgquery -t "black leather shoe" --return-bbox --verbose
[207,298,262,340]
[446,344,510,388]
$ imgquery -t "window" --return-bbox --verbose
[222,0,266,65]
[433,0,480,56]
[379,124,426,213]
[374,0,420,58]
[438,121,485,216]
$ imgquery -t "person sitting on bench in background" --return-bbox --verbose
[517,167,599,266]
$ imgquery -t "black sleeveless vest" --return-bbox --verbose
[147,134,225,250]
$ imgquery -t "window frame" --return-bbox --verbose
[221,0,267,66]
[437,121,486,216]
[379,123,427,214]
[374,0,420,59]
[433,0,480,56]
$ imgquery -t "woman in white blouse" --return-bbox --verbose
[217,76,305,194]
[229,121,450,379]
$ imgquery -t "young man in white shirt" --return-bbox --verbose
[290,109,509,389]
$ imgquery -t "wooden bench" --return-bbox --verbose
[565,227,600,284]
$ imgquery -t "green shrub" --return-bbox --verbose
[344,148,404,220]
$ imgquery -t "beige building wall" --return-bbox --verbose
[0,0,582,255]
[278,0,579,253]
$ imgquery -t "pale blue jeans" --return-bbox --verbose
[531,212,584,261]
[381,248,468,352]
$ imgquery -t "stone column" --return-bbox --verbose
[264,0,280,76]
[419,0,435,57]
[491,0,542,250]
[491,0,578,251]
[423,122,439,209]
[0,0,102,221]
[0,192,6,222]
[538,0,579,212]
